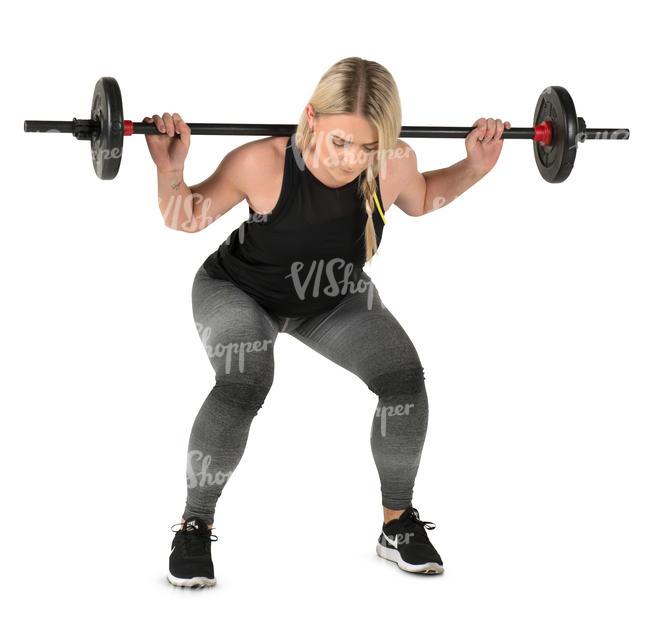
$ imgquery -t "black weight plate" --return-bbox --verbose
[90,77,124,180]
[533,86,578,183]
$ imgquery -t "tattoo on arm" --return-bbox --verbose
[171,179,182,190]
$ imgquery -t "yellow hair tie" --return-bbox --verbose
[373,190,386,224]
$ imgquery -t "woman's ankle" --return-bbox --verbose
[383,506,406,524]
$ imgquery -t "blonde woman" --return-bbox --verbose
[145,57,510,586]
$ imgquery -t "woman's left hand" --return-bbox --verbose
[465,117,511,176]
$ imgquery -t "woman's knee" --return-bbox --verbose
[207,334,275,408]
[366,364,427,398]
[369,365,428,440]
[211,377,274,415]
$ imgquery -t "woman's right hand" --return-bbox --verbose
[143,112,191,174]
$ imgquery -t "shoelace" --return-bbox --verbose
[397,508,437,544]
[170,522,219,556]
[406,507,436,531]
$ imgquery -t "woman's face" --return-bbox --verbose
[305,104,379,180]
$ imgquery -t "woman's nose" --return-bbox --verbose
[341,148,361,168]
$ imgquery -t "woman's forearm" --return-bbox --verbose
[421,158,486,215]
[157,168,197,231]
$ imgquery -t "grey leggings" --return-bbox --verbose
[183,264,429,525]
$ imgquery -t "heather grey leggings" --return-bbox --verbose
[183,264,429,525]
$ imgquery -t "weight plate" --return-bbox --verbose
[90,77,124,180]
[533,86,578,183]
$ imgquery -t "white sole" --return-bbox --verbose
[167,571,216,587]
[376,542,444,574]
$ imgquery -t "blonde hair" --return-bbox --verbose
[295,57,402,263]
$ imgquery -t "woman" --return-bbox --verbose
[145,57,510,587]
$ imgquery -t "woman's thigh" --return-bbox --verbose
[287,271,426,394]
[192,265,280,383]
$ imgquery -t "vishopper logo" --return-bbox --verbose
[159,192,224,232]
[573,128,628,142]
[429,195,451,212]
[289,131,413,178]
[376,402,416,437]
[195,322,273,374]
[186,450,233,488]
[284,258,385,311]
[224,211,270,246]
[384,531,416,547]
[91,146,122,162]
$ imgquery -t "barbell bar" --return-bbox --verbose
[23,77,629,183]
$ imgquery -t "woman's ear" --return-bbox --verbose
[304,103,316,127]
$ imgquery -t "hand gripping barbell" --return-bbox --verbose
[24,77,629,182]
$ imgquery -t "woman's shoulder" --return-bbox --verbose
[239,136,290,215]
[243,135,289,168]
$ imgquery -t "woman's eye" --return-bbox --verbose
[332,139,375,152]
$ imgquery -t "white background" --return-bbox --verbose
[3,0,648,625]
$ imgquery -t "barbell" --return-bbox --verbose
[24,77,629,183]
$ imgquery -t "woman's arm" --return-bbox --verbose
[393,116,511,216]
[157,167,197,231]
[420,159,486,215]
[159,142,263,233]
[390,145,481,217]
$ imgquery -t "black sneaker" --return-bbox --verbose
[167,517,218,587]
[376,506,444,574]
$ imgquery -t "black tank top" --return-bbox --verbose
[202,135,385,318]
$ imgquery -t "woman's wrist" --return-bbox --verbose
[461,157,488,181]
[158,167,184,178]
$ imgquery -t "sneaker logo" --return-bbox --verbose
[170,546,176,556]
[382,531,399,548]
